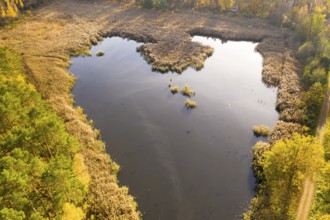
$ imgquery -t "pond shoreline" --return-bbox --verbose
[0,0,303,218]
[70,36,278,219]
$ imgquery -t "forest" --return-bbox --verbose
[0,47,87,219]
[0,0,329,219]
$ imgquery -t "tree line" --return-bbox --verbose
[0,0,43,19]
[312,123,330,218]
[0,47,87,219]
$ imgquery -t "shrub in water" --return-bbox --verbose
[96,50,105,56]
[185,99,197,109]
[170,85,180,94]
[253,125,270,137]
[181,84,195,97]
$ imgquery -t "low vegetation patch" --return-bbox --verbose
[253,125,270,137]
[70,48,92,57]
[185,98,197,108]
[170,85,198,108]
[96,50,105,56]
[170,85,180,94]
[181,84,195,97]
[137,42,214,74]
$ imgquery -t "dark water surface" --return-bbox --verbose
[70,36,278,220]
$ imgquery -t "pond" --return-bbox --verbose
[69,36,278,220]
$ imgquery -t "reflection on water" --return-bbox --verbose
[70,36,278,220]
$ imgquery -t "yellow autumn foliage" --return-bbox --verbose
[73,153,91,188]
[0,0,24,18]
[62,203,85,220]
